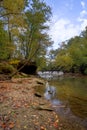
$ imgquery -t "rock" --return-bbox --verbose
[20,72,28,77]
[34,92,42,97]
[36,81,44,85]
[35,79,45,85]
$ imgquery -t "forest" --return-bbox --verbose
[0,0,87,76]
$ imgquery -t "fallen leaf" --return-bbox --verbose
[9,122,15,128]
[53,121,58,128]
[40,126,46,130]
[24,125,27,129]
[1,123,7,128]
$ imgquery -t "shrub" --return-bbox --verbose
[84,68,87,75]
[0,62,15,74]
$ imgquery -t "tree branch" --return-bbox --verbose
[9,43,40,78]
[0,12,21,18]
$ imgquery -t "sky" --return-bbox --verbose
[44,0,87,49]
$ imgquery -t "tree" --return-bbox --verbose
[0,0,25,43]
[54,27,87,74]
[0,0,53,76]
[55,48,74,72]
[18,0,52,61]
[0,0,26,59]
[81,26,87,38]
[0,21,15,60]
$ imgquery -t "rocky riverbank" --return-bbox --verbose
[0,76,59,130]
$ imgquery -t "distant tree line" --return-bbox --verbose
[46,27,87,75]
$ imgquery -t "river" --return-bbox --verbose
[38,72,87,130]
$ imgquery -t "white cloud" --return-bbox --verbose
[49,18,80,49]
[78,17,87,30]
[81,19,87,29]
[80,10,87,17]
[81,1,85,8]
[48,1,87,49]
[78,6,87,31]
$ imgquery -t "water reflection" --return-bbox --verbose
[44,80,87,118]
[49,77,87,119]
[36,75,87,129]
[44,82,56,100]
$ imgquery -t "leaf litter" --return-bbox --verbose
[0,77,59,130]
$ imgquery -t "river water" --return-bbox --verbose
[38,72,87,130]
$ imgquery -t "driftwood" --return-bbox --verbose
[32,105,53,111]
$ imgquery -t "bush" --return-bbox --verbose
[9,59,20,68]
[0,62,15,74]
[84,68,87,75]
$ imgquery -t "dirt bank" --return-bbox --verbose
[0,76,59,130]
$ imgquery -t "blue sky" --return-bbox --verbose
[44,0,87,49]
